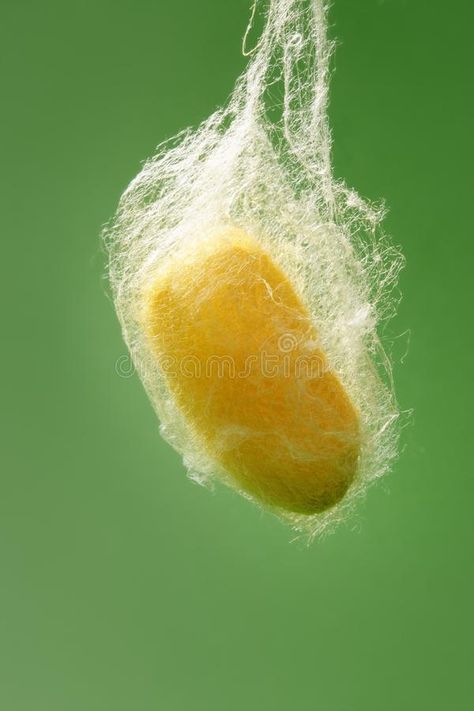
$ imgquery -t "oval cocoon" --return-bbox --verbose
[143,228,360,514]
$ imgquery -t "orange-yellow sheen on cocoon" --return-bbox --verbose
[143,229,360,514]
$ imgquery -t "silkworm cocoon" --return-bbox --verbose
[105,0,403,536]
[143,228,360,514]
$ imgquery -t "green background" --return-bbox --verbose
[2,1,473,709]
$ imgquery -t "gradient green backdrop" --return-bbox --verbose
[2,1,473,709]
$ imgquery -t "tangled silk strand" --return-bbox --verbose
[105,0,403,538]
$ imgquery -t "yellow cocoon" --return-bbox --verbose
[143,229,360,514]
[106,0,402,535]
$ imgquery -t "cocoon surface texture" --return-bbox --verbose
[144,228,360,515]
[105,0,403,537]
